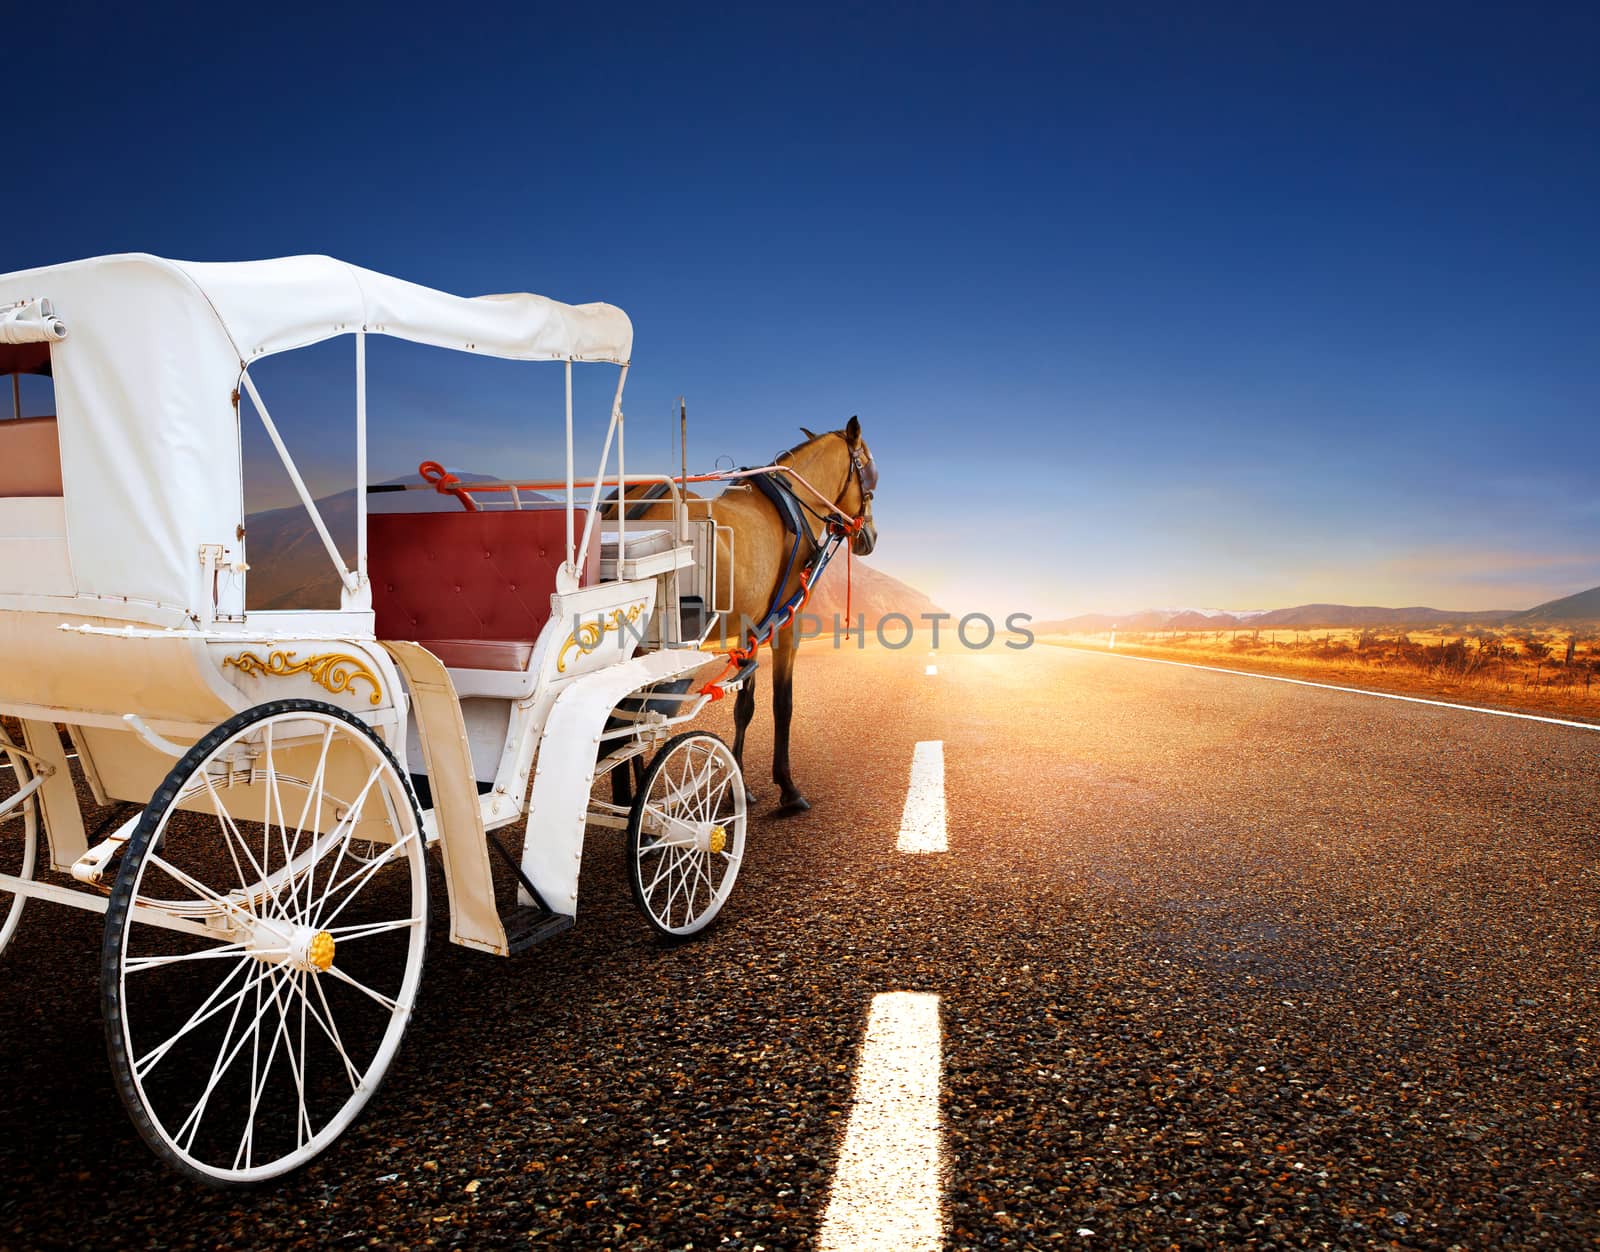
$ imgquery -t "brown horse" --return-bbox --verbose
[609,417,878,814]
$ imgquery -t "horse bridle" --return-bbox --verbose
[843,439,877,522]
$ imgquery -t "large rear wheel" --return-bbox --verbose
[102,700,427,1185]
[0,724,40,960]
[627,731,746,939]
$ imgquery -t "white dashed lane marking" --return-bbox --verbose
[817,992,946,1252]
[925,664,938,675]
[896,740,947,854]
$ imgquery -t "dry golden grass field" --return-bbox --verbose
[1041,626,1600,721]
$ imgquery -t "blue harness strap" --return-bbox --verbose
[749,472,810,629]
[701,471,859,696]
[750,471,808,538]
[728,470,850,664]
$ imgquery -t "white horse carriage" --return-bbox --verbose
[0,254,747,1183]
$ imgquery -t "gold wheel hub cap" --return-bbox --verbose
[708,824,727,855]
[308,930,336,972]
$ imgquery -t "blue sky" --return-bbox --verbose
[7,2,1597,614]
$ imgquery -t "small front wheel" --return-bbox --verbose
[627,732,746,939]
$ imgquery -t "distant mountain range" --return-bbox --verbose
[244,474,940,629]
[1511,584,1600,626]
[1036,584,1600,633]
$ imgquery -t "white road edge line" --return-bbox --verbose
[818,992,945,1252]
[1049,644,1600,732]
[897,740,947,854]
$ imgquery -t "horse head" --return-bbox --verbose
[840,416,877,556]
[798,417,877,556]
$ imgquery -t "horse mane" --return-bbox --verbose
[776,426,842,465]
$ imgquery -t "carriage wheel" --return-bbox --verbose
[102,700,427,1185]
[0,725,40,959]
[627,731,746,939]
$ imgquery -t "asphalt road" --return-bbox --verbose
[2,642,1597,1249]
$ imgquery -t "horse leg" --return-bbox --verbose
[731,667,759,805]
[770,632,809,815]
[611,750,650,809]
[610,762,632,809]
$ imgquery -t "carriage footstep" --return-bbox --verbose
[502,906,576,955]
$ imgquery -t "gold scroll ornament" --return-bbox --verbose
[557,604,645,673]
[222,650,383,705]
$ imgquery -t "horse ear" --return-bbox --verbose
[845,415,861,445]
[799,425,819,440]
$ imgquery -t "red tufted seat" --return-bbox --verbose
[370,508,598,672]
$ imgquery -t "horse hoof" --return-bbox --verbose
[773,795,811,817]
[744,789,758,806]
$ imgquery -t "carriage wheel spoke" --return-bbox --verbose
[324,963,402,1013]
[325,917,422,943]
[123,942,249,973]
[638,803,676,845]
[173,970,258,1152]
[644,844,677,895]
[685,750,716,821]
[290,726,335,920]
[212,791,266,910]
[658,770,699,813]
[659,851,683,917]
[200,771,277,915]
[264,723,301,918]
[134,957,263,1081]
[688,753,715,823]
[315,829,417,932]
[145,852,248,922]
[307,973,364,1091]
[300,760,386,927]
[691,850,715,899]
[683,853,703,921]
[265,967,313,1149]
[683,851,715,918]
[665,849,694,922]
[233,966,306,1168]
[700,770,734,828]
[233,972,267,1169]
[296,972,313,1147]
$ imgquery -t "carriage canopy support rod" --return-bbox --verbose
[564,358,575,572]
[572,365,631,579]
[356,332,368,583]
[239,369,358,594]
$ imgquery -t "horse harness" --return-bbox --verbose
[700,439,873,697]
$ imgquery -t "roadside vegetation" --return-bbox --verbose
[1043,627,1600,720]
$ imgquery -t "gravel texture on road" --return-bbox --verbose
[0,643,1596,1249]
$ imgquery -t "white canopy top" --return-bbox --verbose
[0,253,632,621]
[179,255,633,365]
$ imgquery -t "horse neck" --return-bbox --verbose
[780,436,849,512]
